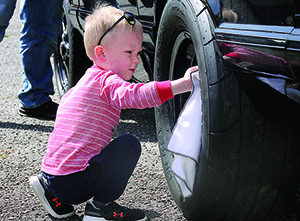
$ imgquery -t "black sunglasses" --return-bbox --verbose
[98,12,136,45]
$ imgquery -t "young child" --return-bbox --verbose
[29,4,197,221]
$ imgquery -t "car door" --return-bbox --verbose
[75,0,122,34]
[215,0,297,79]
[118,0,154,42]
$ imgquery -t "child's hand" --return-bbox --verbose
[184,66,198,80]
[170,66,198,95]
[182,66,198,91]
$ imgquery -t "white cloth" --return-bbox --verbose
[166,70,202,199]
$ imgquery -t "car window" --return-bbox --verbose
[221,0,294,26]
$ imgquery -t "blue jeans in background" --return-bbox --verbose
[18,0,62,108]
[0,0,17,42]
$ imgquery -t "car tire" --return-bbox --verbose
[154,0,300,220]
[53,0,92,97]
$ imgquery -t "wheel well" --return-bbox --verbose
[154,0,217,42]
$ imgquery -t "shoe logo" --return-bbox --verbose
[113,212,124,218]
[52,198,61,208]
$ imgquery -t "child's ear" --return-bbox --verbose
[94,45,106,62]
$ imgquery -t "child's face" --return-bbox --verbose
[103,29,143,81]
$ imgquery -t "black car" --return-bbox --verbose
[53,0,300,220]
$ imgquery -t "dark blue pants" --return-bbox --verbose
[42,134,141,204]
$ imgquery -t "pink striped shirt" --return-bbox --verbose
[41,65,173,175]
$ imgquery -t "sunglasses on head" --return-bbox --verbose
[98,12,136,45]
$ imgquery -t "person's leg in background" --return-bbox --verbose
[0,0,17,42]
[18,0,62,119]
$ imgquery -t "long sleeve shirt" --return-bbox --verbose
[41,65,173,175]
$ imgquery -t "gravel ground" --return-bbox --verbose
[0,3,185,221]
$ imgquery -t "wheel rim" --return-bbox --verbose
[169,31,198,128]
[54,13,70,95]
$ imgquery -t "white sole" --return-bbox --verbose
[83,214,148,221]
[83,215,107,221]
[29,176,74,219]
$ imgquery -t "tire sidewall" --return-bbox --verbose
[54,0,92,97]
[53,0,73,97]
[154,0,213,215]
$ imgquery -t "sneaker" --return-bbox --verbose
[83,201,147,221]
[29,174,75,218]
[19,100,58,120]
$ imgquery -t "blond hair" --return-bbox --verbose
[84,4,143,61]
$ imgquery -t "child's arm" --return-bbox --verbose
[170,66,198,95]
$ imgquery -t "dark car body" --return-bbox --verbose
[66,0,300,122]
